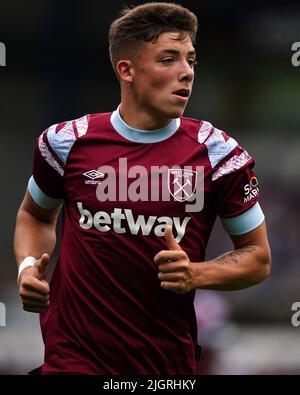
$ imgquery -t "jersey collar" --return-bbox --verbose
[110,106,180,144]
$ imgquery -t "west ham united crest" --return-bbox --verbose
[168,169,198,202]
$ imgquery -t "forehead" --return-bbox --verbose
[144,32,195,55]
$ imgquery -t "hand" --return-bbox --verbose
[18,253,50,313]
[154,226,195,294]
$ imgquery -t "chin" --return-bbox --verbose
[169,108,185,119]
[154,103,186,121]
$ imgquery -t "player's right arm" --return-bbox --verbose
[15,115,88,312]
[14,189,62,313]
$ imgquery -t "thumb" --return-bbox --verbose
[35,253,49,278]
[164,226,182,251]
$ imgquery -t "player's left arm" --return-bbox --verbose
[154,223,271,293]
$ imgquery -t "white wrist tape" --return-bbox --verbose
[17,256,37,283]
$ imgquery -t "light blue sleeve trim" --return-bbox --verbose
[28,176,62,210]
[221,202,265,235]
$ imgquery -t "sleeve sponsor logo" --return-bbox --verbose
[244,176,259,203]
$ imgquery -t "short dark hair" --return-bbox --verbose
[109,2,198,71]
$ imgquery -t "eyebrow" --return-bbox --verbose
[158,49,196,57]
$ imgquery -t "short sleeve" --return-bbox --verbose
[210,137,264,235]
[212,152,259,218]
[28,115,90,209]
[31,133,65,199]
[199,123,260,219]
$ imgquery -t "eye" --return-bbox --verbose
[160,58,175,64]
[188,59,197,68]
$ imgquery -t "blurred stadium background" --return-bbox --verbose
[0,0,300,375]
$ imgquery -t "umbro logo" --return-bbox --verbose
[83,170,104,184]
[83,170,104,179]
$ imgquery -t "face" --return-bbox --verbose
[123,32,196,123]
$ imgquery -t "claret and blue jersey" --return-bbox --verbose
[28,107,264,374]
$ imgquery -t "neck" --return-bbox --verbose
[119,94,172,131]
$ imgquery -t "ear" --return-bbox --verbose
[116,60,134,84]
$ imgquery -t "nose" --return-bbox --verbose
[179,60,194,83]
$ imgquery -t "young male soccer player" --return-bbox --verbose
[14,3,271,374]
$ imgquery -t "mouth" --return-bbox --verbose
[172,88,190,101]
